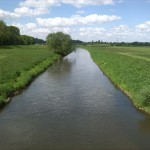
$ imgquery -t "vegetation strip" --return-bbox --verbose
[82,46,150,114]
[0,31,74,108]
[0,46,60,106]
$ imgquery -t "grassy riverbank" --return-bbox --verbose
[83,46,150,113]
[0,45,60,106]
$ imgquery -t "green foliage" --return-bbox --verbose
[0,20,45,46]
[83,45,150,113]
[46,32,74,56]
[8,26,20,36]
[34,38,46,44]
[0,21,22,45]
[21,35,35,45]
[0,45,60,105]
[0,20,8,45]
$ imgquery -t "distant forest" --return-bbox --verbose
[0,20,45,46]
[72,40,150,47]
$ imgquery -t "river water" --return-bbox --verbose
[0,49,150,150]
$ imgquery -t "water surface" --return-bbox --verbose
[0,49,150,150]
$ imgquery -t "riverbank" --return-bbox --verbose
[0,45,60,106]
[83,46,150,114]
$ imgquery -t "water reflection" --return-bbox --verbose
[139,116,150,133]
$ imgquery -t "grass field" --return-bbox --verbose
[83,46,150,113]
[0,45,60,105]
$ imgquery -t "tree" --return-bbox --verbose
[7,26,21,45]
[7,26,20,36]
[46,32,74,56]
[34,38,46,45]
[0,20,7,45]
[21,35,35,45]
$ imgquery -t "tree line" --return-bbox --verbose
[72,39,150,47]
[0,20,45,46]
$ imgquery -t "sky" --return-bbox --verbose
[0,0,150,42]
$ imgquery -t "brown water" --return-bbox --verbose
[0,49,150,150]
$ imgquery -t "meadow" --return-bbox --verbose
[0,45,60,105]
[83,45,150,113]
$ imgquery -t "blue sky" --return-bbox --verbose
[0,0,150,42]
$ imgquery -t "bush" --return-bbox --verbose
[46,32,74,56]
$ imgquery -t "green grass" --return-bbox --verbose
[82,45,150,114]
[0,45,60,105]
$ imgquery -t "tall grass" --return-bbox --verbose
[0,45,60,105]
[83,46,150,114]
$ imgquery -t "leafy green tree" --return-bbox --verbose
[21,35,35,45]
[7,26,21,45]
[35,38,46,44]
[0,20,7,45]
[7,26,20,36]
[0,20,45,46]
[46,32,74,56]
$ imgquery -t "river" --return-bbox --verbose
[0,49,150,150]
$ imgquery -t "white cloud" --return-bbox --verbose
[79,27,105,34]
[36,14,121,27]
[112,25,131,35]
[0,6,49,20]
[74,27,106,41]
[13,22,72,39]
[13,21,150,42]
[61,0,115,7]
[20,0,117,8]
[106,24,150,42]
[12,23,37,32]
[136,21,150,32]
[14,7,49,17]
[20,0,61,8]
[0,0,123,20]
[0,0,121,20]
[72,26,132,42]
[107,25,134,41]
[0,9,20,20]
